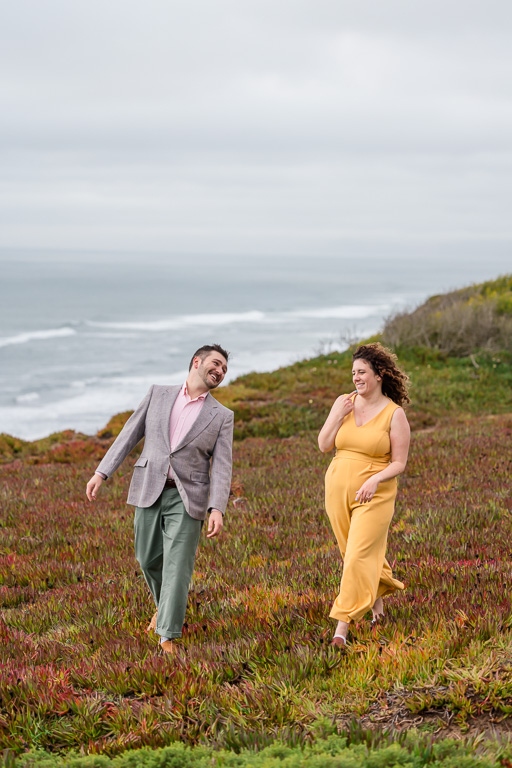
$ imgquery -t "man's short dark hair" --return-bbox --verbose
[189,344,230,371]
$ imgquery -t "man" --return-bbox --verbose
[86,344,234,654]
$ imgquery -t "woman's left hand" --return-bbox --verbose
[355,477,379,504]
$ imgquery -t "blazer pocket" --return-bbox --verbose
[134,457,148,468]
[191,471,209,483]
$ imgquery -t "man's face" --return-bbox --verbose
[196,352,228,389]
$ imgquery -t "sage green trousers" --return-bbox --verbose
[134,487,202,639]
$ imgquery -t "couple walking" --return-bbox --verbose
[86,342,410,653]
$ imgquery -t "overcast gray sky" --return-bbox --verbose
[1,0,511,256]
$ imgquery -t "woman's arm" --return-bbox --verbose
[318,391,356,453]
[355,408,411,502]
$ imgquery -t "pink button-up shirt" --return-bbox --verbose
[167,383,208,479]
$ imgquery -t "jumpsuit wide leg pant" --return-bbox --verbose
[134,487,202,639]
[325,455,404,624]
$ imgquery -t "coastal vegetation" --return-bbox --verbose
[382,274,512,356]
[0,275,511,765]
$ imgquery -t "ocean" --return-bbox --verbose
[1,245,510,440]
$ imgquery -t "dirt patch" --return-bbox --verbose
[338,688,512,741]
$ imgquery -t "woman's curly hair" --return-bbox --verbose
[352,342,411,407]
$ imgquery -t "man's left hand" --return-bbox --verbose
[207,509,223,538]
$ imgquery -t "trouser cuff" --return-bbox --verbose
[156,628,182,639]
[329,609,351,623]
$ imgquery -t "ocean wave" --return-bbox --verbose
[15,392,40,404]
[70,377,101,388]
[286,305,390,320]
[82,332,143,339]
[0,327,76,348]
[86,311,266,332]
[84,305,388,333]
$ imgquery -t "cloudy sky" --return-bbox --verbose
[1,0,511,257]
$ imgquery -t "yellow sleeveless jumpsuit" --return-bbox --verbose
[325,397,405,623]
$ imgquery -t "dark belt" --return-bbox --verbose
[164,479,177,489]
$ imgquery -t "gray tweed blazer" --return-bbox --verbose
[95,385,234,520]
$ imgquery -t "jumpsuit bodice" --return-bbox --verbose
[334,397,399,467]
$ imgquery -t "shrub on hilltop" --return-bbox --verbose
[382,274,512,356]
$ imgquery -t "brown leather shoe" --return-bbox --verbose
[146,610,158,633]
[160,639,175,654]
[331,636,347,650]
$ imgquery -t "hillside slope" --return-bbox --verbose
[1,276,512,759]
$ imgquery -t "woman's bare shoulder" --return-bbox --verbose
[390,406,410,428]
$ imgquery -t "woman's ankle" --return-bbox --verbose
[334,620,349,639]
[371,597,384,618]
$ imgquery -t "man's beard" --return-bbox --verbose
[199,364,220,389]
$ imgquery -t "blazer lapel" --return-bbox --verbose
[173,394,218,452]
[161,385,182,452]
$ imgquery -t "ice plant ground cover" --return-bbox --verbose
[0,343,511,764]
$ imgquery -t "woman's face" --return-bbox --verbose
[352,358,382,396]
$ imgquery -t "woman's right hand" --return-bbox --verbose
[318,391,356,452]
[331,391,357,419]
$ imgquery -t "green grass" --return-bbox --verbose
[214,346,512,436]
[6,728,512,767]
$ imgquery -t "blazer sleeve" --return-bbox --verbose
[208,409,234,515]
[95,386,154,479]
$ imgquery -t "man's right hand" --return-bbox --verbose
[86,474,103,501]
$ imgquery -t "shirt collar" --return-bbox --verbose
[181,382,208,402]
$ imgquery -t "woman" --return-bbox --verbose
[318,342,411,647]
